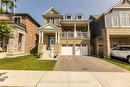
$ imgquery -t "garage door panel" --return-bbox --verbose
[75,47,80,55]
[61,46,73,55]
[75,46,88,56]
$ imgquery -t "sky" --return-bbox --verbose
[15,0,119,25]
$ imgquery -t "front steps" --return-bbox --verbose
[6,52,29,58]
[39,49,58,60]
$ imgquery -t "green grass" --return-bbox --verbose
[99,58,130,71]
[0,55,56,70]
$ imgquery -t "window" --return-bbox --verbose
[112,16,119,27]
[51,18,54,24]
[47,18,50,23]
[112,47,120,50]
[47,18,54,24]
[14,17,21,24]
[120,12,130,27]
[66,16,72,20]
[119,47,130,51]
[77,16,83,20]
[55,18,59,25]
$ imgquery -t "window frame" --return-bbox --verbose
[13,16,22,24]
[77,15,83,20]
[119,11,130,27]
[66,15,72,20]
[112,15,119,27]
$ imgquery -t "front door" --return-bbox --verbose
[48,36,55,49]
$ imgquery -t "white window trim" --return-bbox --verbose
[112,16,119,27]
[119,11,130,27]
[66,16,72,20]
[13,16,22,23]
[76,16,83,20]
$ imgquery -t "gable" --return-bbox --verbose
[41,23,58,30]
[115,0,130,8]
[43,7,62,16]
[104,0,130,14]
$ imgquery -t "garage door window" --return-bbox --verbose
[68,44,73,46]
[62,44,67,46]
[76,44,81,46]
[82,45,87,46]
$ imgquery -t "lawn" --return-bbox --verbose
[99,58,130,71]
[0,55,56,70]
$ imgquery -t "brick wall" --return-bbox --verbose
[22,16,39,54]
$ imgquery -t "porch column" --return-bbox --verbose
[55,32,58,43]
[74,23,77,37]
[87,22,90,38]
[41,31,44,43]
[39,30,41,43]
[103,29,110,58]
[57,32,60,43]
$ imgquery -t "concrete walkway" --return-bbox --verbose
[54,56,128,72]
[0,70,130,87]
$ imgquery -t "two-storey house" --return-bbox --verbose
[0,13,40,58]
[39,7,90,59]
[90,0,130,58]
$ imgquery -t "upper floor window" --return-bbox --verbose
[120,12,130,27]
[66,16,72,20]
[13,16,21,24]
[51,18,55,24]
[46,18,55,24]
[112,16,119,27]
[47,18,50,23]
[77,16,83,19]
[55,18,59,25]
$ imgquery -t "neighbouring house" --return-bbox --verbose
[38,7,91,59]
[0,13,40,58]
[90,0,130,58]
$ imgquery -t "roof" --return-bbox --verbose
[42,7,63,16]
[92,0,130,20]
[14,13,41,27]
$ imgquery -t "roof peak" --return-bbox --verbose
[122,0,130,4]
[42,7,62,16]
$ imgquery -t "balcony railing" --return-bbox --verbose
[62,32,90,38]
[0,20,26,29]
[62,32,74,38]
[76,32,89,38]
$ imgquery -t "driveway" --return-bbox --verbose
[53,56,128,72]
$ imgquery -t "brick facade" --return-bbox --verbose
[0,14,40,57]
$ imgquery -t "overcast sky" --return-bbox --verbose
[15,0,119,25]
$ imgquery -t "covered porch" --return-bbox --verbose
[38,23,60,59]
[39,24,60,50]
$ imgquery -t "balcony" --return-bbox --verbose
[0,20,26,29]
[62,32,90,39]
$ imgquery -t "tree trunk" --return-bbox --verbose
[6,3,8,13]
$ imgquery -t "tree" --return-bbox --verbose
[0,21,14,40]
[0,0,17,13]
[0,7,5,13]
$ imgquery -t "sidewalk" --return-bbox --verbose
[0,70,130,87]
